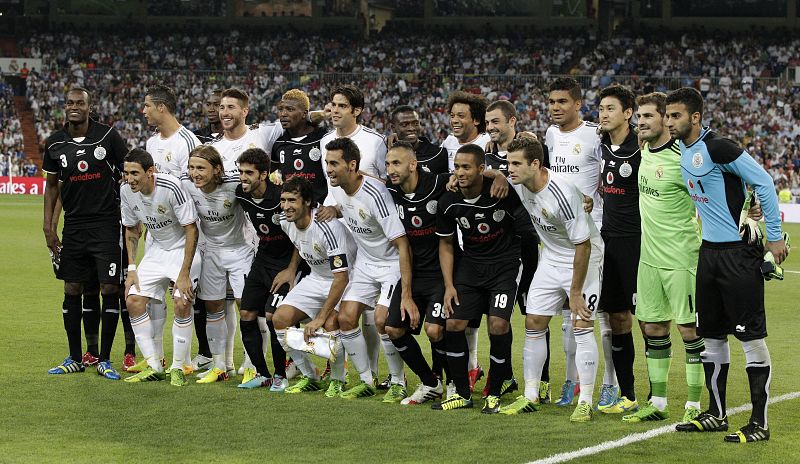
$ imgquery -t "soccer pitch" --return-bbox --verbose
[2,194,799,463]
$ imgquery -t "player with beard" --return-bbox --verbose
[193,89,223,144]
[388,105,449,175]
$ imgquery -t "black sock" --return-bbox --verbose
[430,338,448,382]
[746,365,771,426]
[99,293,119,361]
[267,320,286,377]
[241,319,270,377]
[488,331,513,396]
[541,328,551,382]
[82,293,100,356]
[393,332,437,387]
[63,294,83,361]
[193,299,211,358]
[120,296,135,355]
[703,361,729,418]
[445,330,470,398]
[611,331,636,400]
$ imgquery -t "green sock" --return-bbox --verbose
[646,334,672,399]
[684,337,705,404]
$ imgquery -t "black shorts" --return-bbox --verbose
[58,223,121,285]
[241,257,304,314]
[452,259,520,322]
[598,234,639,314]
[386,276,445,334]
[696,241,766,341]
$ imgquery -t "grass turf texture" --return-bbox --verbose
[1,194,799,463]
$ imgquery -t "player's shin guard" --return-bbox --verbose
[120,297,135,355]
[240,319,270,377]
[574,327,599,405]
[340,328,373,384]
[99,293,120,361]
[194,298,211,358]
[147,301,167,361]
[171,314,193,370]
[488,331,513,397]
[445,330,470,398]
[361,311,380,378]
[380,334,405,385]
[562,310,577,382]
[206,309,228,370]
[684,337,705,406]
[129,312,160,371]
[465,327,479,371]
[276,329,318,380]
[598,312,617,386]
[82,293,101,356]
[701,338,730,418]
[645,334,671,409]
[267,319,286,377]
[611,331,636,401]
[742,339,771,427]
[392,332,437,387]
[63,294,83,362]
[523,329,548,402]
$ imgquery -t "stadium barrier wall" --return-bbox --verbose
[0,176,45,195]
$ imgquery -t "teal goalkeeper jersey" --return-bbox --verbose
[638,139,701,269]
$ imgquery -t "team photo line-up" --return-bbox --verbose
[41,77,788,444]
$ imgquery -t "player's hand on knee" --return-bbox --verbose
[569,293,592,322]
[271,268,296,293]
[125,270,140,297]
[174,274,194,303]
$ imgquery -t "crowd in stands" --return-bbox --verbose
[17,28,800,197]
[0,77,36,177]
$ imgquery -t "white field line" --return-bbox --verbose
[526,391,800,464]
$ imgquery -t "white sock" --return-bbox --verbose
[148,301,167,362]
[225,300,237,370]
[257,315,269,357]
[380,333,405,385]
[465,326,479,371]
[574,327,599,405]
[598,312,617,386]
[206,309,227,370]
[340,328,373,384]
[523,328,548,402]
[331,331,347,382]
[170,314,193,370]
[361,311,380,378]
[129,312,160,372]
[651,396,668,410]
[562,309,577,382]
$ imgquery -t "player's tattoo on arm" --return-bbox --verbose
[125,225,141,265]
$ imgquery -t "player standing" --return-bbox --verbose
[441,91,491,171]
[388,105,449,174]
[193,89,223,143]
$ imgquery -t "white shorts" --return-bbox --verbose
[129,246,201,304]
[525,259,603,321]
[341,260,400,309]
[199,246,255,300]
[282,273,341,319]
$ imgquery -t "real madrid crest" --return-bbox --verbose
[93,146,106,160]
[692,152,703,168]
[573,143,582,155]
[223,199,232,209]
[541,208,549,219]
[309,147,321,162]
[358,209,367,220]
[313,243,323,255]
[157,204,167,214]
[164,151,172,162]
[619,162,632,178]
[333,255,343,268]
[492,210,505,222]
[655,166,663,179]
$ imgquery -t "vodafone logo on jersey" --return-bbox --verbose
[294,159,304,171]
[606,171,614,185]
[411,216,422,228]
[77,160,89,172]
[477,223,490,234]
[687,179,694,189]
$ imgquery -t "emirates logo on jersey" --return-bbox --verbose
[477,223,490,234]
[77,160,89,172]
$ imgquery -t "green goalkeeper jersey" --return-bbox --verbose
[638,139,701,269]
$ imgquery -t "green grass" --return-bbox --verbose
[2,194,799,463]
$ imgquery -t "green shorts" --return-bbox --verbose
[636,262,697,325]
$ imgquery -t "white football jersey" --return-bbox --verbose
[145,126,200,177]
[211,123,284,175]
[545,121,603,225]
[121,173,197,251]
[281,209,358,279]
[329,176,405,267]
[180,175,247,250]
[441,132,492,172]
[320,125,387,178]
[513,171,603,267]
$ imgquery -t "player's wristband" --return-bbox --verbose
[127,264,137,272]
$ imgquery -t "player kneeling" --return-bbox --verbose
[272,177,357,397]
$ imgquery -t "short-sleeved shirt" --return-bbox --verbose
[270,127,328,205]
[236,182,293,262]
[413,137,449,175]
[180,174,247,250]
[120,173,197,251]
[600,124,641,237]
[329,176,406,267]
[212,123,284,176]
[321,125,388,179]
[437,177,522,264]
[42,120,127,228]
[281,209,358,279]
[513,170,603,267]
[639,139,700,270]
[146,126,200,177]
[387,170,450,279]
[441,133,492,172]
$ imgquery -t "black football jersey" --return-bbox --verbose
[436,177,522,264]
[41,120,127,228]
[601,124,641,237]
[236,183,293,262]
[271,127,328,205]
[193,126,221,144]
[387,170,450,278]
[414,137,449,175]
[484,142,509,175]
